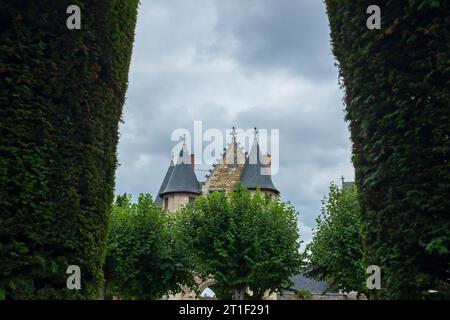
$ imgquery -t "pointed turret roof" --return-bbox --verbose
[160,135,201,196]
[240,128,279,193]
[155,154,175,206]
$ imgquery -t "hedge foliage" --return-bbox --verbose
[325,1,449,298]
[0,1,138,299]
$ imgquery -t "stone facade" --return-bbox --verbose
[203,139,246,194]
[157,128,278,212]
[162,192,196,212]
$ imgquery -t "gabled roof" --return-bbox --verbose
[240,132,279,193]
[160,139,201,196]
[224,126,246,166]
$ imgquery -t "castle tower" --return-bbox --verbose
[158,136,201,211]
[239,128,279,198]
[155,153,174,207]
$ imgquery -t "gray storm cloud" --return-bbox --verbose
[116,0,355,244]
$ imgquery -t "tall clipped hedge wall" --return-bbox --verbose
[325,1,449,299]
[0,1,138,299]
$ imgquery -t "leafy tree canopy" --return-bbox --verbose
[177,184,303,299]
[104,193,193,299]
[306,182,366,295]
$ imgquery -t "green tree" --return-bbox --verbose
[178,184,303,299]
[325,1,450,298]
[0,1,139,298]
[306,182,365,296]
[104,194,193,299]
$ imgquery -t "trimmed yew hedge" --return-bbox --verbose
[325,1,449,299]
[0,1,138,299]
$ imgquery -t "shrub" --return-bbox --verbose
[294,288,313,300]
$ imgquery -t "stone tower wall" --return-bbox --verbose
[205,163,244,194]
[162,192,196,212]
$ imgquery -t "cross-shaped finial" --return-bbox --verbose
[230,126,237,142]
[341,175,345,186]
[253,127,258,141]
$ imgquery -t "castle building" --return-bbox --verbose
[156,127,279,211]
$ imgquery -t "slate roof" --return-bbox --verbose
[240,140,279,193]
[283,274,330,295]
[155,162,174,206]
[161,163,201,195]
[160,143,201,196]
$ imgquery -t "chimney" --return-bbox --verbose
[191,154,195,169]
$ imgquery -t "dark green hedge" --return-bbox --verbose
[325,1,449,299]
[0,1,138,299]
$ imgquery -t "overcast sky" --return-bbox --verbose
[115,0,355,244]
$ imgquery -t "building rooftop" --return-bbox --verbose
[239,128,279,193]
[283,274,330,295]
[155,158,174,206]
[161,163,201,195]
[159,136,201,196]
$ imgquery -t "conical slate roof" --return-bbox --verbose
[155,159,174,206]
[160,140,201,196]
[240,132,279,193]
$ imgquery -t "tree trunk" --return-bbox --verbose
[232,288,245,300]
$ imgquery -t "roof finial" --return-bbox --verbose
[253,127,258,142]
[178,134,188,160]
[341,175,345,187]
[230,126,237,143]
